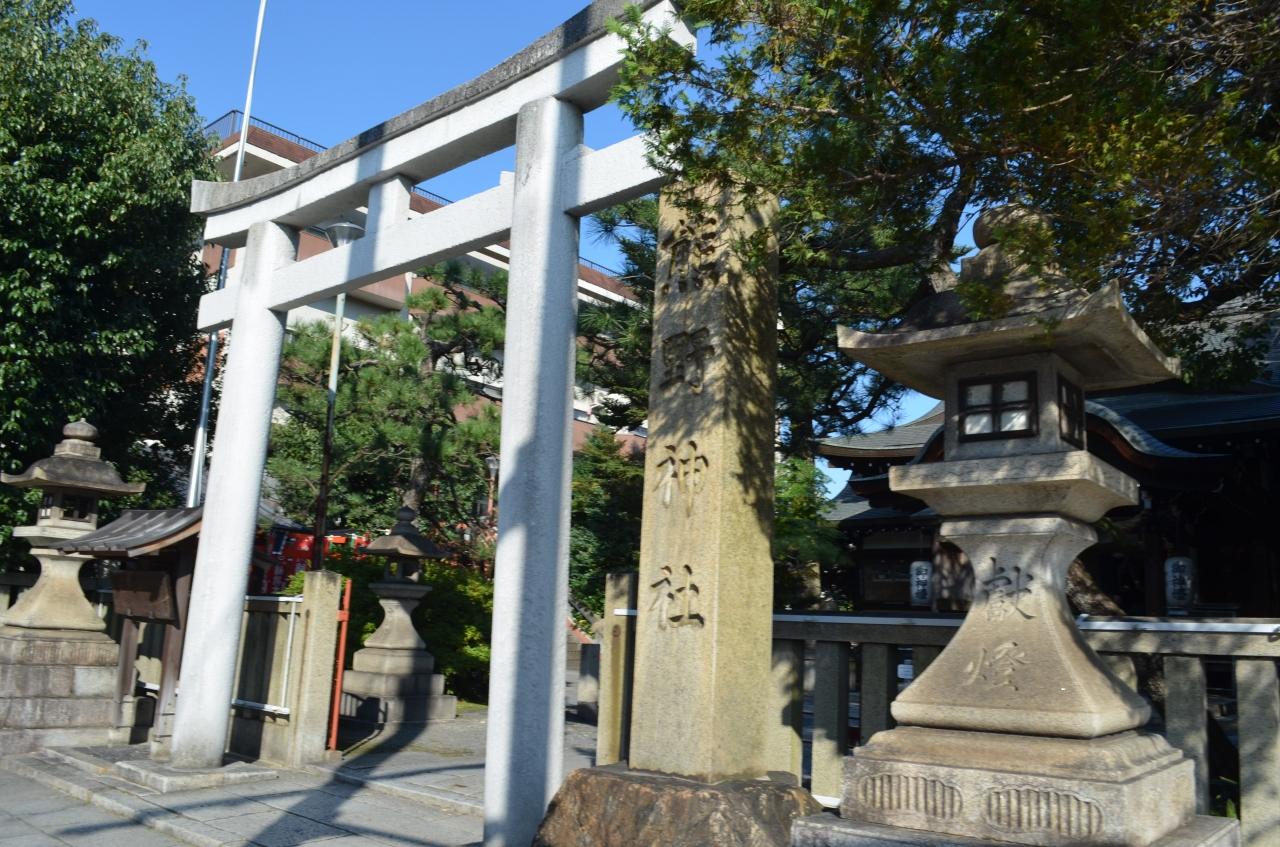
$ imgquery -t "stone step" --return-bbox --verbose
[0,751,248,847]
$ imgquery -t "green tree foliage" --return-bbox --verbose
[568,427,646,615]
[611,0,1280,396]
[268,262,504,549]
[582,195,909,453]
[773,456,844,607]
[0,0,215,565]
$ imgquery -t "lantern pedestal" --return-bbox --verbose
[340,579,456,738]
[0,542,121,755]
[0,624,121,755]
[3,534,105,632]
[794,811,1241,847]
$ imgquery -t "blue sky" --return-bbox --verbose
[71,0,937,494]
[73,0,640,268]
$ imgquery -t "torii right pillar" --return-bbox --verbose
[793,206,1239,847]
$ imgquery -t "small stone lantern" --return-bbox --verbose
[341,507,457,735]
[820,207,1234,847]
[0,421,144,754]
[1,421,144,632]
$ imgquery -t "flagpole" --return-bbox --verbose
[186,0,270,508]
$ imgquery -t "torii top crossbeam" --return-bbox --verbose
[195,0,690,330]
[171,6,692,847]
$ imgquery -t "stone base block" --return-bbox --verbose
[792,814,1239,847]
[0,725,125,756]
[0,627,117,666]
[342,669,446,698]
[842,728,1194,847]
[342,670,456,725]
[0,695,115,728]
[0,663,115,698]
[534,765,822,847]
[114,758,278,793]
[351,646,434,675]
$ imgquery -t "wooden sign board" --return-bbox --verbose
[110,569,176,622]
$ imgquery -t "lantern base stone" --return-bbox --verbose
[838,727,1196,847]
[0,626,122,755]
[534,765,821,847]
[792,814,1238,847]
[340,669,457,732]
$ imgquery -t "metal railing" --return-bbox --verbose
[230,594,303,716]
[205,109,326,154]
[597,575,1280,847]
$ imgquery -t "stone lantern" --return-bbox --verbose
[0,421,144,754]
[2,421,144,631]
[341,507,457,737]
[803,207,1236,847]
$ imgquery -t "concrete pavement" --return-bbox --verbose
[0,710,599,847]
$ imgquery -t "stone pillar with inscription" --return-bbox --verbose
[793,206,1238,847]
[534,185,819,847]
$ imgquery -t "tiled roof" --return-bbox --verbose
[59,507,202,557]
[820,403,943,456]
[1093,390,1280,435]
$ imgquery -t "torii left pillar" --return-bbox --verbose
[169,221,296,768]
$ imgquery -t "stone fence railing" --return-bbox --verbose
[595,573,1280,847]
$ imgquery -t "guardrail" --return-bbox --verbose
[597,573,1280,847]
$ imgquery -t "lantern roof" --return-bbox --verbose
[1,421,145,497]
[839,206,1179,397]
[365,507,450,561]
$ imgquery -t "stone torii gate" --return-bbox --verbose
[172,4,692,846]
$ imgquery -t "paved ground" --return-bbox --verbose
[0,710,599,847]
[318,712,598,813]
[0,768,185,847]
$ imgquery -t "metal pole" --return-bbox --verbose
[186,0,270,507]
[310,292,345,570]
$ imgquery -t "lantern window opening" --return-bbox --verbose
[957,372,1038,442]
[1058,375,1086,448]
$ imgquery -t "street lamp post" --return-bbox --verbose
[310,220,365,571]
[185,0,270,508]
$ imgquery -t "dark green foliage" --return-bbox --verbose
[569,427,646,616]
[0,0,216,566]
[414,560,494,702]
[773,457,844,608]
[611,0,1280,392]
[268,262,504,549]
